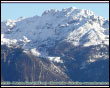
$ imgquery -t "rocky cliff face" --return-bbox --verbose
[1,45,70,82]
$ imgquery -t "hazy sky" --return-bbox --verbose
[1,3,109,21]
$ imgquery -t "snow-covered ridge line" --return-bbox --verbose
[1,6,109,49]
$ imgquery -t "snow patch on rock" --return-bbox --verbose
[48,57,63,63]
[30,48,41,57]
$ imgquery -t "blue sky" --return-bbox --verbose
[1,3,109,21]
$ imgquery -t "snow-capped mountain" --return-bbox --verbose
[1,7,109,82]
[1,7,109,47]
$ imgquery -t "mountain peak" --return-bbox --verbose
[67,6,77,10]
[42,9,59,16]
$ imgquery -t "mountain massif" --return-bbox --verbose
[1,7,109,82]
